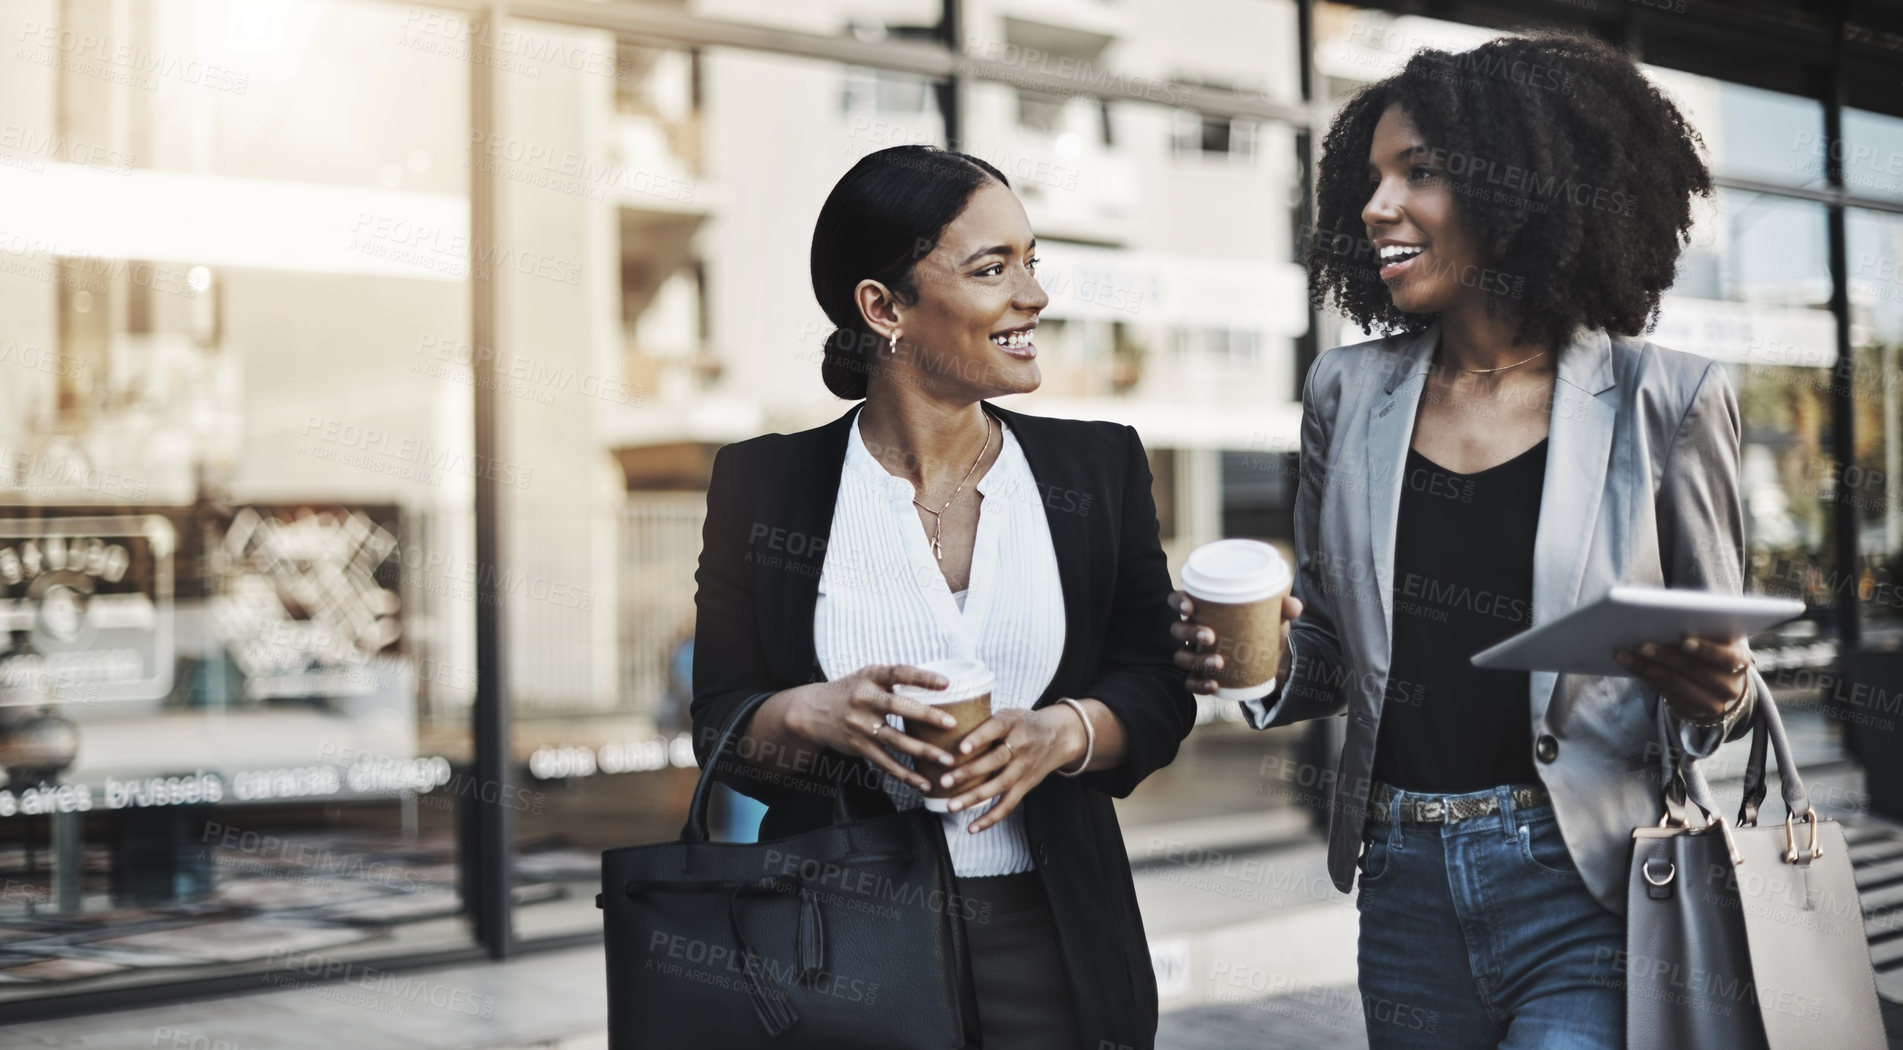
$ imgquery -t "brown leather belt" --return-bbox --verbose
[1367,783,1550,825]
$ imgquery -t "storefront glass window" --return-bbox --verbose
[0,0,478,1002]
[502,2,1309,941]
[1847,208,1903,643]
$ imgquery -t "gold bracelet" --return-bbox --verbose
[1053,697,1094,777]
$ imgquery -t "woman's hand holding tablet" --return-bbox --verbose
[1468,585,1804,723]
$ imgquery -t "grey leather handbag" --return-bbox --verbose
[1626,696,1887,1049]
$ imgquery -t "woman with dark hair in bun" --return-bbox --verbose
[1174,33,1760,1048]
[690,144,1191,1050]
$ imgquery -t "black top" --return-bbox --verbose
[691,403,1191,1050]
[1372,438,1548,794]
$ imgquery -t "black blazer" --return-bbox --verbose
[691,401,1192,1050]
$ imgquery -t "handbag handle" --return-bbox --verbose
[1733,679,1812,825]
[1655,702,1716,824]
[1737,695,1771,825]
[682,690,780,843]
[1655,684,1812,830]
[680,689,887,843]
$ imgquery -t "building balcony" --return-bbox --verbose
[978,0,1128,48]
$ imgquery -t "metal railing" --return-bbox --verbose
[616,492,705,725]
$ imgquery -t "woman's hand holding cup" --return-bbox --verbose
[1172,591,1302,696]
[780,663,958,793]
[933,705,1082,832]
[1170,539,1301,699]
[890,660,997,812]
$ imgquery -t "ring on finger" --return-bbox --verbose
[870,722,885,741]
[1729,661,1747,674]
[1001,741,1016,763]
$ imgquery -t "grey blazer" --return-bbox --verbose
[1247,321,1766,914]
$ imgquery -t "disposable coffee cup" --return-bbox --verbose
[1181,540,1294,702]
[891,658,996,812]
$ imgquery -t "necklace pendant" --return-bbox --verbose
[932,537,943,561]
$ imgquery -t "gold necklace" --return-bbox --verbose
[911,414,993,561]
[1448,349,1548,374]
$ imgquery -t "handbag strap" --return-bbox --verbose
[1738,679,1772,825]
[680,688,888,843]
[1734,679,1812,825]
[682,690,780,843]
[1656,702,1723,825]
[1654,682,1812,830]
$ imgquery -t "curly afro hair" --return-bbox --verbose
[1306,33,1712,350]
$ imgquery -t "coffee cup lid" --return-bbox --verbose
[891,658,994,705]
[1181,540,1291,603]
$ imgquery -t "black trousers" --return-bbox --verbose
[955,872,1083,1050]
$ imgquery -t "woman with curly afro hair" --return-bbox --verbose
[1171,32,1773,1047]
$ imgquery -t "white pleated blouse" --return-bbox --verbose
[813,413,1065,877]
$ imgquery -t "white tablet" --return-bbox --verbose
[1468,585,1805,676]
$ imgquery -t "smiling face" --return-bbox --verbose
[1361,103,1491,318]
[883,179,1048,398]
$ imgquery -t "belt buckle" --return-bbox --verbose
[1418,799,1444,823]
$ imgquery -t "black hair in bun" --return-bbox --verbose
[810,146,1008,399]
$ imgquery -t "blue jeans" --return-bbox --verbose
[1354,783,1624,1049]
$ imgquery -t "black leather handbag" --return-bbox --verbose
[1626,696,1887,1050]
[599,691,980,1049]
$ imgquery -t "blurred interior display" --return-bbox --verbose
[0,0,486,997]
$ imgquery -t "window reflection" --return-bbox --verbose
[1848,209,1903,637]
[0,0,478,1001]
[1838,109,1903,201]
[507,2,1313,939]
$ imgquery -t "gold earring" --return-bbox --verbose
[888,331,900,354]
